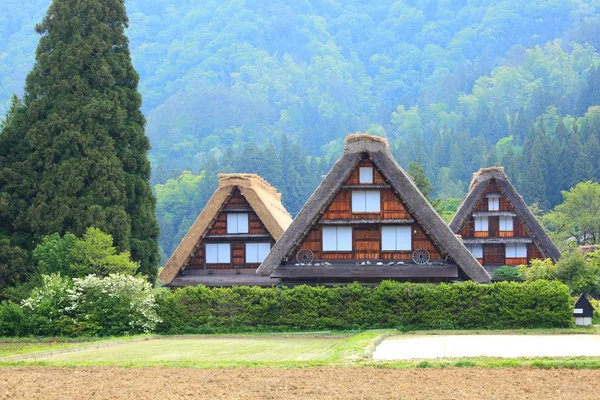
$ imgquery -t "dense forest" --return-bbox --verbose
[2,0,600,261]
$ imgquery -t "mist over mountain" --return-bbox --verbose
[3,0,600,259]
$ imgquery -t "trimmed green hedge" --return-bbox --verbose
[155,280,573,333]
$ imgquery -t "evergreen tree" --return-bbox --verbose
[0,0,159,281]
[521,156,548,209]
[585,134,600,177]
[572,153,594,186]
[408,161,441,211]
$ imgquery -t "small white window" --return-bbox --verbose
[227,213,249,234]
[488,197,499,211]
[499,216,513,231]
[466,244,483,258]
[323,226,352,251]
[474,216,488,231]
[359,167,374,184]
[245,243,271,263]
[381,226,412,251]
[506,243,527,258]
[206,243,231,264]
[352,190,380,212]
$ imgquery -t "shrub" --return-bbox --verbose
[21,274,73,336]
[555,253,600,296]
[518,258,557,281]
[33,228,139,278]
[20,274,160,336]
[155,280,572,334]
[492,266,523,282]
[0,301,26,336]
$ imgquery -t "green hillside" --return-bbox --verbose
[2,0,600,260]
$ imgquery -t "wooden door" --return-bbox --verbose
[483,244,505,266]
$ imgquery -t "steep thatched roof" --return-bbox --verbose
[449,167,561,262]
[257,134,491,283]
[159,174,292,284]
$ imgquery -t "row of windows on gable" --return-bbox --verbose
[322,226,412,252]
[205,243,271,264]
[474,216,513,231]
[465,243,527,258]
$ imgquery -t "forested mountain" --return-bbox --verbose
[3,0,600,261]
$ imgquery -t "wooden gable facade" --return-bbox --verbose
[186,188,275,271]
[159,174,292,287]
[258,134,491,284]
[450,167,560,272]
[457,179,544,267]
[293,159,445,264]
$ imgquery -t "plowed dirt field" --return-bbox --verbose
[1,367,599,399]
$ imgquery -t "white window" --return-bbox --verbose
[505,244,527,258]
[381,226,412,251]
[206,243,231,264]
[227,213,249,234]
[245,243,271,263]
[466,244,483,258]
[474,216,488,231]
[488,197,499,211]
[359,167,374,184]
[352,190,380,212]
[322,226,352,251]
[499,216,513,231]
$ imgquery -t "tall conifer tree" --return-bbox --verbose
[0,0,159,281]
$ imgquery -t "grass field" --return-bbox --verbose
[3,331,600,399]
[2,329,600,369]
[0,332,385,368]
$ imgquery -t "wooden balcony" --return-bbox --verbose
[473,231,489,238]
[499,231,514,238]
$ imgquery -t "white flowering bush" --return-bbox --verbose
[21,273,160,336]
[21,274,73,335]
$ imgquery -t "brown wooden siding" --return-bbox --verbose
[506,258,528,266]
[345,159,386,185]
[321,189,411,220]
[483,244,505,266]
[529,243,543,260]
[186,188,274,270]
[291,159,445,262]
[489,216,499,237]
[499,231,514,237]
[294,224,443,262]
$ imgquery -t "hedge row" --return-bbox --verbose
[155,280,573,333]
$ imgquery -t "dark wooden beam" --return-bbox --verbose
[221,207,254,212]
[342,184,391,189]
[319,219,414,225]
[205,234,271,240]
[472,211,517,217]
[461,238,532,244]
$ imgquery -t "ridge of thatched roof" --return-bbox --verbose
[257,134,491,283]
[159,174,292,284]
[450,168,561,262]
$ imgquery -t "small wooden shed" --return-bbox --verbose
[573,294,595,326]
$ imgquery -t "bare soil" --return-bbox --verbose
[1,367,600,399]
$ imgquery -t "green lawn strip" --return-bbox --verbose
[0,331,389,368]
[4,330,600,369]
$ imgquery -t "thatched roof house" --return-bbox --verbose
[449,167,560,271]
[257,134,491,284]
[159,174,292,287]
